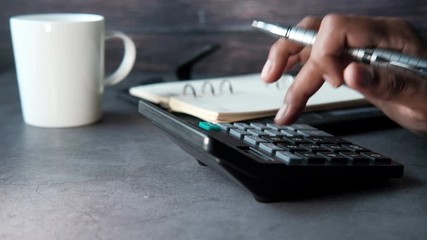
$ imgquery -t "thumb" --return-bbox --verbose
[343,62,423,107]
[343,62,378,97]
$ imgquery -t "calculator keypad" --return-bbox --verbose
[218,122,391,166]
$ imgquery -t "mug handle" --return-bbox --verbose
[104,31,137,86]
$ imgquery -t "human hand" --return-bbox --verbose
[261,14,427,134]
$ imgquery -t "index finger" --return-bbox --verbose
[261,16,322,83]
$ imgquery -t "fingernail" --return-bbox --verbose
[261,59,273,80]
[274,104,288,122]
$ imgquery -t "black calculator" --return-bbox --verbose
[138,99,404,202]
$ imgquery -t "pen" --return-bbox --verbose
[252,20,427,79]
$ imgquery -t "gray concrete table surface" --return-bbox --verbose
[1,71,426,240]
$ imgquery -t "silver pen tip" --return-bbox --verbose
[251,20,267,29]
[251,20,289,39]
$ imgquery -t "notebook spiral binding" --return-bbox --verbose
[182,75,293,98]
[182,79,234,98]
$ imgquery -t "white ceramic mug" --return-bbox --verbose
[10,13,136,128]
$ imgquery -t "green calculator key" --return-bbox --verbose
[198,121,221,131]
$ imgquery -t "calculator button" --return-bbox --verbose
[306,136,336,144]
[297,129,333,137]
[286,124,318,131]
[279,129,300,137]
[361,152,391,164]
[247,129,270,137]
[266,123,290,131]
[234,123,254,130]
[325,137,349,144]
[198,121,221,131]
[318,152,348,164]
[339,152,370,164]
[342,144,370,152]
[321,144,348,153]
[284,136,310,144]
[229,129,251,139]
[261,136,289,143]
[295,152,326,164]
[264,129,286,136]
[243,135,268,146]
[275,151,305,165]
[249,123,270,130]
[300,144,330,153]
[276,143,307,152]
[259,142,284,155]
[217,123,237,132]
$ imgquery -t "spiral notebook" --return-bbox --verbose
[129,73,368,123]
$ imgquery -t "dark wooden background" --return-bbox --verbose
[0,0,426,78]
